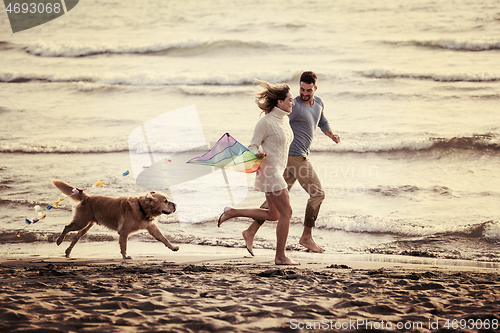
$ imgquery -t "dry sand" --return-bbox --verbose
[1,249,500,333]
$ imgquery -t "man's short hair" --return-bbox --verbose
[300,71,317,85]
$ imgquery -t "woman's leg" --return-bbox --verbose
[219,190,298,264]
[242,220,260,256]
[218,199,280,225]
[266,189,299,265]
[244,165,297,255]
[241,197,278,256]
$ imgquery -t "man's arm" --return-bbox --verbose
[325,129,340,144]
[316,98,340,144]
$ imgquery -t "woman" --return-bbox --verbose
[218,80,298,265]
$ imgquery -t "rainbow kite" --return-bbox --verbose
[187,133,264,173]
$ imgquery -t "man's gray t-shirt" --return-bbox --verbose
[288,96,331,156]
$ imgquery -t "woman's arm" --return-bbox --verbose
[248,118,268,155]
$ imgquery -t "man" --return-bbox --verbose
[243,71,340,255]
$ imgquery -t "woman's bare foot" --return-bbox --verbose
[242,229,255,256]
[299,236,325,253]
[275,256,300,265]
[217,207,232,227]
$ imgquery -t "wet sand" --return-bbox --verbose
[1,248,500,332]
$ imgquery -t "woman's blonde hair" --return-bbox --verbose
[254,80,290,114]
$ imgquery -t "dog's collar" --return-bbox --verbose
[138,200,151,220]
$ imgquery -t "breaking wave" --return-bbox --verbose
[2,134,499,155]
[0,70,295,86]
[361,69,500,82]
[25,39,280,57]
[384,38,500,52]
[312,134,500,153]
[320,214,500,240]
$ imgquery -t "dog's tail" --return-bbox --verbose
[51,180,85,202]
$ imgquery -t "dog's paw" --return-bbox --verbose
[122,256,132,260]
[171,246,179,252]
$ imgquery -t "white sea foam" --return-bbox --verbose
[361,69,500,82]
[317,215,500,240]
[0,141,129,154]
[177,85,254,96]
[2,133,498,154]
[411,39,500,51]
[484,221,500,242]
[318,215,454,236]
[311,137,435,153]
[25,39,275,57]
[0,70,295,86]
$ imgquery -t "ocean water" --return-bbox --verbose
[1,0,500,264]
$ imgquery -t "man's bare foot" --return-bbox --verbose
[299,236,325,253]
[217,207,232,227]
[242,229,255,256]
[275,256,300,265]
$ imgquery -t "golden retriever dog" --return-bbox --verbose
[52,180,179,259]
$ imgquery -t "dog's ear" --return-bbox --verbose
[146,192,156,200]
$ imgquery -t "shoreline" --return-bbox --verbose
[1,242,500,271]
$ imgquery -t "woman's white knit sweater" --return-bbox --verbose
[248,107,293,193]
